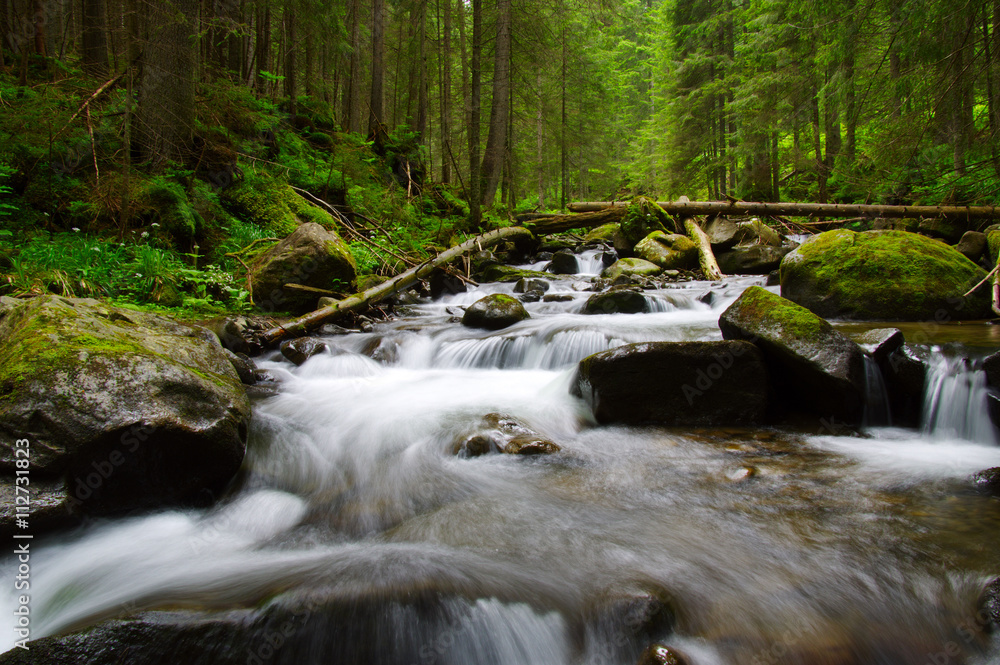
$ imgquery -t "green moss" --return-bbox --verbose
[620,196,673,246]
[780,229,991,320]
[479,265,553,283]
[734,286,829,340]
[584,223,620,244]
[601,257,662,280]
[222,171,341,237]
[987,229,1000,265]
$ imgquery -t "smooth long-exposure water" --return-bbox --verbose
[5,256,1000,664]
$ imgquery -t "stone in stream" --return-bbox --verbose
[514,277,551,294]
[550,248,581,274]
[983,349,1000,388]
[0,296,250,535]
[716,245,791,275]
[574,341,768,426]
[223,349,258,385]
[703,217,783,250]
[601,258,663,281]
[280,336,329,365]
[853,328,904,365]
[462,294,531,330]
[584,222,620,244]
[779,229,992,321]
[456,413,561,457]
[637,644,690,665]
[634,231,698,270]
[719,286,866,424]
[583,288,651,315]
[980,577,1000,628]
[249,222,357,314]
[970,467,1000,495]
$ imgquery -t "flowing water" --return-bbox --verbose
[5,261,1000,664]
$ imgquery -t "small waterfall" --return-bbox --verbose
[575,249,609,275]
[861,355,892,428]
[922,354,998,445]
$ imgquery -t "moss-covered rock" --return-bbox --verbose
[634,231,698,270]
[584,223,620,244]
[779,229,991,321]
[601,258,663,281]
[583,288,651,314]
[0,296,250,533]
[462,293,530,330]
[477,264,553,283]
[574,341,768,426]
[620,197,674,247]
[250,222,357,314]
[719,286,866,423]
[221,172,338,236]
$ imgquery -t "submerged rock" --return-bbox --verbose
[971,467,1000,495]
[602,258,663,281]
[0,296,250,532]
[250,222,357,314]
[575,341,768,426]
[456,413,560,457]
[550,248,581,275]
[584,288,651,315]
[779,229,991,321]
[719,286,866,423]
[637,644,690,665]
[280,336,329,365]
[514,277,551,294]
[853,328,904,365]
[462,294,530,330]
[980,578,1000,628]
[224,349,257,384]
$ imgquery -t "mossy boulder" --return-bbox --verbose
[634,231,698,270]
[250,222,357,314]
[601,258,662,281]
[477,264,553,283]
[222,172,338,237]
[719,286,866,423]
[779,229,991,321]
[574,341,768,426]
[584,223,620,244]
[462,294,530,330]
[620,197,675,247]
[0,296,250,534]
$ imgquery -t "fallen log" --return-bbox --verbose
[568,200,1000,220]
[675,196,724,281]
[259,226,533,347]
[522,206,626,235]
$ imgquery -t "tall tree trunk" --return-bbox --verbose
[255,0,271,93]
[439,0,452,182]
[284,4,296,113]
[536,70,544,208]
[813,85,826,203]
[824,65,841,193]
[304,28,314,97]
[81,0,109,75]
[468,0,482,227]
[33,0,47,55]
[137,0,198,166]
[843,0,857,166]
[479,0,511,208]
[369,0,387,151]
[416,0,428,141]
[988,3,1000,177]
[560,23,567,211]
[343,0,362,133]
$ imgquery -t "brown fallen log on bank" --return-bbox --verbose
[567,200,1000,220]
[259,226,533,347]
[522,206,626,234]
[675,196,725,281]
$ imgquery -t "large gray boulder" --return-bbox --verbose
[704,218,782,249]
[462,294,530,330]
[251,222,357,314]
[574,341,768,426]
[717,245,791,275]
[0,296,250,533]
[719,286,866,424]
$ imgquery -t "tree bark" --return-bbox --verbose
[81,0,110,76]
[439,0,451,182]
[468,0,482,228]
[283,3,296,113]
[686,217,724,281]
[259,226,534,347]
[523,206,625,234]
[369,0,387,151]
[479,0,511,207]
[136,0,198,166]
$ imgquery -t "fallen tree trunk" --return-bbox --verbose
[259,226,533,347]
[675,196,724,281]
[521,206,626,234]
[568,200,1000,220]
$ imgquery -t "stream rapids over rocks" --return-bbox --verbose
[4,249,1000,664]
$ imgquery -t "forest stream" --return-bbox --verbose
[3,251,1000,665]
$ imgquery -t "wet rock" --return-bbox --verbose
[550,249,581,275]
[970,467,1000,495]
[318,323,352,336]
[362,337,399,364]
[455,413,561,457]
[584,288,651,315]
[224,349,257,385]
[462,294,531,330]
[535,251,554,262]
[779,229,991,320]
[518,291,543,303]
[514,278,551,294]
[429,269,467,298]
[544,294,575,303]
[637,644,690,665]
[477,265,553,283]
[716,245,791,275]
[471,250,497,273]
[0,296,250,529]
[979,578,1000,628]
[853,328,904,365]
[201,316,253,354]
[766,269,780,286]
[280,336,328,365]
[956,231,988,263]
[575,341,768,426]
[983,349,1000,387]
[635,231,698,270]
[918,217,968,245]
[719,286,866,424]
[602,258,663,281]
[704,217,782,249]
[601,248,619,267]
[250,222,357,314]
[880,345,927,427]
